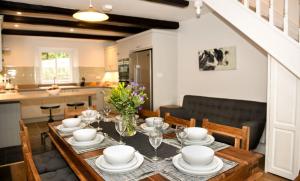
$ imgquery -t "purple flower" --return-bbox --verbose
[130,82,139,87]
[139,96,144,102]
[138,106,143,110]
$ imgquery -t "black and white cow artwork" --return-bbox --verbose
[198,47,235,71]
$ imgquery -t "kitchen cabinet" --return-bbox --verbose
[117,29,178,110]
[104,45,118,71]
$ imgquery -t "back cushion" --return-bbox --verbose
[182,95,266,127]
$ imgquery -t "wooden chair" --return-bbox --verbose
[19,120,32,153]
[164,112,196,127]
[20,132,41,181]
[139,109,160,119]
[202,119,250,150]
[64,105,96,119]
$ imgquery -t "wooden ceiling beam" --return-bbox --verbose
[142,0,189,7]
[3,15,146,33]
[2,29,124,41]
[0,1,179,29]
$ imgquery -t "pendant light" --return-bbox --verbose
[73,0,109,22]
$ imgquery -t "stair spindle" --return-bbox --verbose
[243,0,249,8]
[283,0,289,35]
[269,0,274,25]
[255,0,261,16]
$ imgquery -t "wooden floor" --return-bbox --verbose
[0,121,296,181]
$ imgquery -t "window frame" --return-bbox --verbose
[38,48,74,85]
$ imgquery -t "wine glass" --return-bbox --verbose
[153,118,164,131]
[148,130,163,161]
[115,120,126,144]
[176,126,188,153]
[103,105,111,118]
[96,113,102,131]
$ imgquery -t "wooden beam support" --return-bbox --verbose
[0,1,179,29]
[142,0,189,7]
[3,15,146,33]
[2,29,124,40]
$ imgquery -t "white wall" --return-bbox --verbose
[3,35,106,67]
[177,13,268,103]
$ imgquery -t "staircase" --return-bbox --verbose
[202,0,300,180]
[203,0,300,78]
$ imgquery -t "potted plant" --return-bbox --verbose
[108,82,147,136]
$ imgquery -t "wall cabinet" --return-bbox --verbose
[104,45,118,71]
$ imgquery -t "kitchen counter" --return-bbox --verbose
[16,85,113,92]
[0,90,97,103]
[0,89,98,148]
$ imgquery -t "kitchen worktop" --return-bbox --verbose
[0,90,97,103]
[17,85,113,92]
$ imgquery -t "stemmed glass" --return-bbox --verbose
[115,120,126,144]
[176,126,188,153]
[103,105,111,118]
[96,113,102,131]
[148,130,163,161]
[153,119,164,131]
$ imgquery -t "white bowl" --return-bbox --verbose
[145,117,163,127]
[62,118,81,128]
[73,129,97,142]
[46,88,61,96]
[185,127,208,141]
[82,109,98,118]
[181,145,214,166]
[103,145,135,165]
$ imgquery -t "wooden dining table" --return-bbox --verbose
[48,121,263,181]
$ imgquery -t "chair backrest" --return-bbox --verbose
[202,119,250,150]
[19,120,32,153]
[139,109,160,119]
[20,132,41,181]
[164,113,196,127]
[64,105,97,119]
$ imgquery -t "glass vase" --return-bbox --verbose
[121,114,137,137]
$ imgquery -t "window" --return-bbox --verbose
[39,50,73,84]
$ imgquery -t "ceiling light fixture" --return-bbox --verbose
[73,0,109,22]
[14,24,19,28]
[16,12,22,15]
[194,0,203,18]
[70,28,75,32]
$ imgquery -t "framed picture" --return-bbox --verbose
[198,46,236,71]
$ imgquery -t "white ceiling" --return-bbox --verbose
[5,0,202,21]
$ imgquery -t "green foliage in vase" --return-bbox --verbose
[108,82,147,116]
[108,82,147,136]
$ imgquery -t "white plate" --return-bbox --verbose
[67,134,104,148]
[97,153,138,170]
[178,156,220,172]
[95,152,144,174]
[57,123,86,133]
[140,123,169,132]
[184,135,215,146]
[172,154,223,176]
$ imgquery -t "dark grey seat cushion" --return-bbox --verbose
[160,95,266,149]
[40,167,78,181]
[33,150,67,174]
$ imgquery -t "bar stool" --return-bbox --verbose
[40,104,60,147]
[66,102,85,110]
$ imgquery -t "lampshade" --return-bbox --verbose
[73,0,109,22]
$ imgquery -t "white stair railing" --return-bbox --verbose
[240,0,299,43]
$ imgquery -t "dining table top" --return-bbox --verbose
[48,120,263,181]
